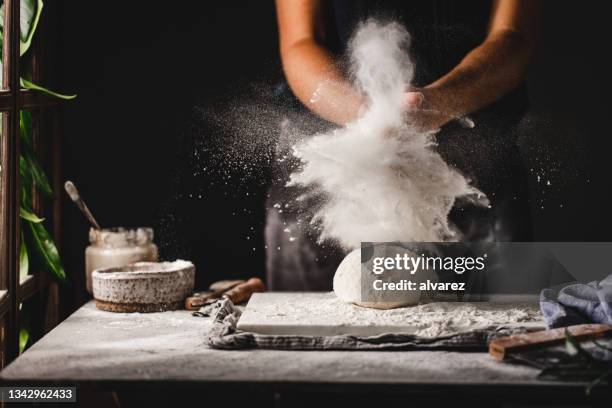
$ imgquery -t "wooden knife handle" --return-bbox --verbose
[223,277,265,304]
[185,280,247,310]
[489,323,612,361]
[185,291,222,310]
[209,279,245,292]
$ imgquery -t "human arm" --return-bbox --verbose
[276,0,365,125]
[408,0,543,130]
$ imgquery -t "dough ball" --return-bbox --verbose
[333,247,421,309]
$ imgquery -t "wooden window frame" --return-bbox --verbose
[0,0,62,366]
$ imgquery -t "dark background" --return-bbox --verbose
[50,1,612,308]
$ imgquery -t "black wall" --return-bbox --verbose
[56,2,280,306]
[525,3,612,241]
[53,1,612,308]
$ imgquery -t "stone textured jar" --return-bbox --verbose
[85,227,158,294]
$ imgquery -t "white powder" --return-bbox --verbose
[288,20,487,250]
[238,292,544,338]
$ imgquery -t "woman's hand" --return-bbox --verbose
[403,89,455,132]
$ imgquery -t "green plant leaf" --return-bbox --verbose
[0,4,4,42]
[21,151,52,197]
[586,369,612,396]
[592,339,612,352]
[20,0,44,56]
[20,110,33,147]
[19,155,31,189]
[18,302,32,353]
[20,228,29,278]
[21,78,76,100]
[1,1,69,288]
[20,206,44,223]
[19,171,35,216]
[0,0,44,56]
[20,110,53,197]
[26,219,66,282]
[565,328,596,362]
[19,328,30,353]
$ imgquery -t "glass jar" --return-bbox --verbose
[85,227,158,294]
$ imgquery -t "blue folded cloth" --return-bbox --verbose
[540,274,612,328]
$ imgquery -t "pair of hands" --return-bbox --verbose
[402,88,458,132]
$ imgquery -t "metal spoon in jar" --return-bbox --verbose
[64,180,101,230]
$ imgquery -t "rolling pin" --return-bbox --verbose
[185,278,265,310]
[209,279,245,292]
[222,277,265,304]
[185,280,245,310]
[489,324,612,361]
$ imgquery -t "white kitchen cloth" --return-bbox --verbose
[197,298,534,351]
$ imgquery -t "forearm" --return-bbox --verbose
[423,29,536,120]
[281,39,365,125]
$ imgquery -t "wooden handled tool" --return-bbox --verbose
[64,180,101,230]
[489,324,612,361]
[222,277,265,304]
[184,278,265,310]
[209,279,245,292]
[185,280,245,310]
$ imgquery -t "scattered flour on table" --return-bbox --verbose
[71,304,206,350]
[243,293,542,338]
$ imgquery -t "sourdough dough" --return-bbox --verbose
[333,248,422,309]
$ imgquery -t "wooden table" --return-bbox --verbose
[1,300,608,406]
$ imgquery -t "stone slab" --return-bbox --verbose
[237,292,546,336]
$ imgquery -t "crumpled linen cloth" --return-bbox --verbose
[199,298,532,351]
[540,274,612,328]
